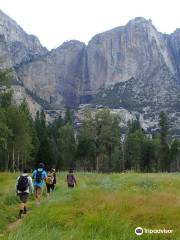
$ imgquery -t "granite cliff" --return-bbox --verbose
[0,11,180,131]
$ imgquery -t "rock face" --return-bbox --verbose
[83,18,180,134]
[0,10,47,67]
[169,29,180,83]
[17,40,86,108]
[0,11,180,129]
[85,18,179,104]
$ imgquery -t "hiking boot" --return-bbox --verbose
[18,210,23,219]
[23,207,27,214]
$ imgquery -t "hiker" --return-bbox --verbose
[67,168,77,188]
[16,169,34,219]
[46,168,56,195]
[32,163,47,205]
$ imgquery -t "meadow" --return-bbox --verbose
[0,172,180,240]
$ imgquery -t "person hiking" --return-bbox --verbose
[16,169,34,219]
[46,168,56,195]
[32,163,47,205]
[67,168,77,188]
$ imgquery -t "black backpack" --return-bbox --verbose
[17,176,29,192]
[35,170,43,183]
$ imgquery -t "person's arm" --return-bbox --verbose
[15,177,19,194]
[53,173,56,184]
[32,170,35,179]
[73,174,77,186]
[28,176,34,194]
[43,171,47,182]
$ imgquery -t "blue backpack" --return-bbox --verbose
[35,170,43,183]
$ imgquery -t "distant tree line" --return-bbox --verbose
[0,69,180,172]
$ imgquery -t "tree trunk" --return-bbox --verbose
[4,151,9,171]
[17,152,20,171]
[12,145,15,172]
[22,156,24,171]
[96,154,99,172]
[7,152,10,171]
[108,145,112,172]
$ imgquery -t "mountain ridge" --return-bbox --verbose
[0,10,180,132]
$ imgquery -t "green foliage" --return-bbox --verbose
[76,110,96,170]
[58,122,76,169]
[0,69,12,86]
[124,118,161,172]
[76,108,122,172]
[159,111,169,145]
[0,91,13,108]
[123,112,175,172]
[34,110,53,167]
[64,107,73,124]
[93,80,146,111]
[0,68,179,173]
[169,139,180,172]
[0,122,12,151]
[141,138,156,172]
[124,128,145,171]
[0,69,35,171]
[159,112,170,171]
[25,88,52,110]
[6,105,33,170]
[0,173,19,234]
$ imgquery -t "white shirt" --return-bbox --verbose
[16,173,34,194]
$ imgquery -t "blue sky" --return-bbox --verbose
[0,0,179,50]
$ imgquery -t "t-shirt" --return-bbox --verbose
[67,173,76,186]
[16,174,34,194]
[32,168,47,188]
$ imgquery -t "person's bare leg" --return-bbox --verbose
[35,187,39,205]
[18,202,24,218]
[24,203,27,214]
[36,187,41,205]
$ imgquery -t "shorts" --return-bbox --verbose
[34,182,43,189]
[19,192,29,203]
[34,185,42,194]
[68,184,74,188]
[34,185,42,190]
[46,184,55,193]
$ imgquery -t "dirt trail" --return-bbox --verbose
[0,219,22,238]
[6,219,22,231]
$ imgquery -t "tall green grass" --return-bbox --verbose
[1,172,180,240]
[0,173,20,233]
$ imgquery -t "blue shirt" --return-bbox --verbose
[32,168,47,188]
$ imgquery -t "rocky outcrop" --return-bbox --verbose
[169,29,180,83]
[0,10,47,67]
[17,40,86,108]
[85,18,177,96]
[82,18,180,127]
[0,10,47,115]
[0,11,180,130]
[12,85,41,119]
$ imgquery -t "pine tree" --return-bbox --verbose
[170,139,180,171]
[76,110,96,170]
[58,122,76,169]
[124,118,143,171]
[159,111,170,171]
[35,110,53,167]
